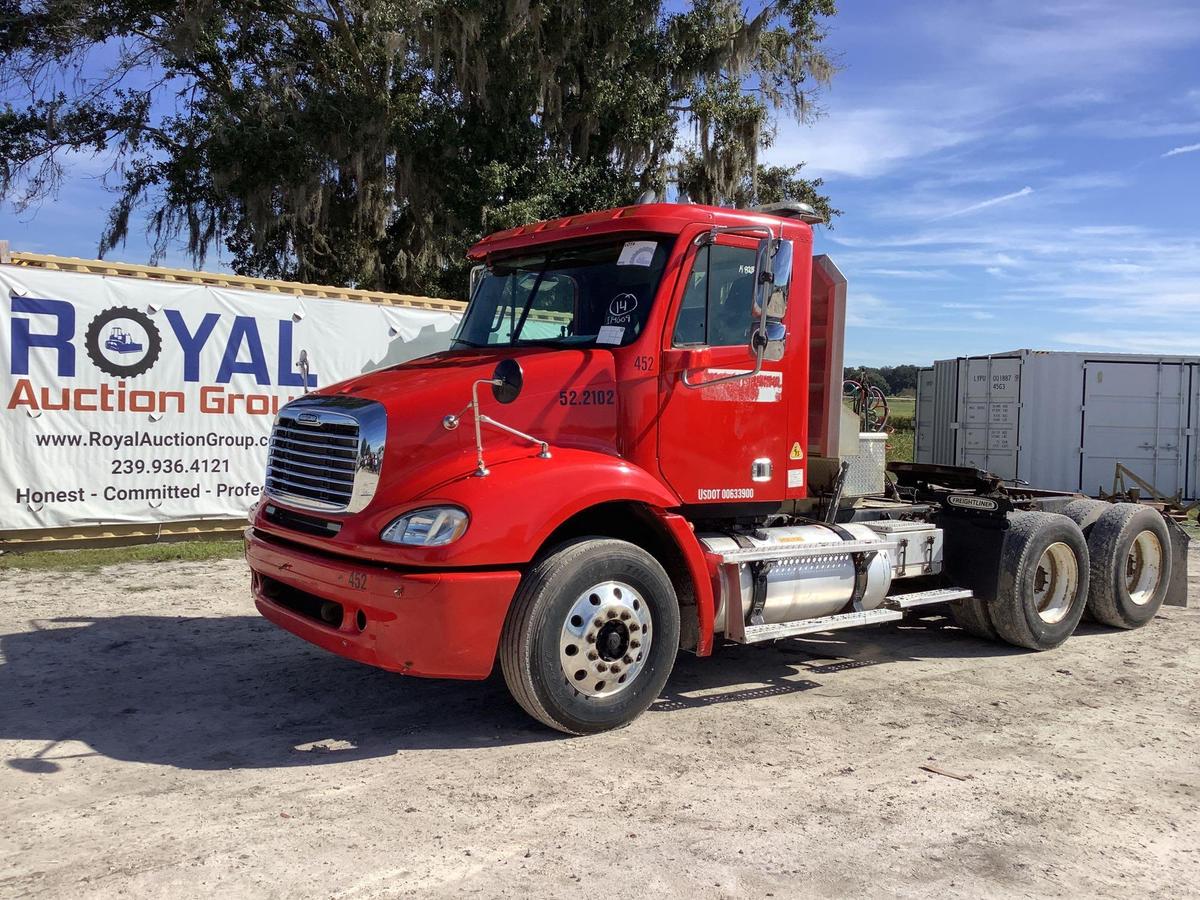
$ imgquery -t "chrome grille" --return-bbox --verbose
[265,399,386,514]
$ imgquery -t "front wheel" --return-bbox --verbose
[500,538,680,735]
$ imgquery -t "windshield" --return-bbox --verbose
[453,236,673,349]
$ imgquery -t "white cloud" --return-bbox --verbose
[1055,331,1200,354]
[957,0,1200,79]
[861,268,957,280]
[938,186,1034,219]
[1070,225,1145,236]
[1163,142,1200,157]
[767,107,975,178]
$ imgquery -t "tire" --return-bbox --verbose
[1059,499,1109,623]
[948,594,998,641]
[989,512,1090,650]
[1084,503,1171,629]
[500,538,680,735]
[1060,498,1109,533]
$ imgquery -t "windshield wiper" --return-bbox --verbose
[509,251,558,342]
[451,338,488,348]
[511,338,573,347]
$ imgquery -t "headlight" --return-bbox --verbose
[380,506,469,546]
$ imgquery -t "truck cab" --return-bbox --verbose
[246,202,1183,734]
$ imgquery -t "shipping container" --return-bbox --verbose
[915,350,1200,501]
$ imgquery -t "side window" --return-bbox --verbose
[671,243,758,347]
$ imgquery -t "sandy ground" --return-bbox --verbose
[0,544,1197,899]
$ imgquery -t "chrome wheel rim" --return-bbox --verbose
[1034,542,1078,624]
[1125,530,1163,606]
[559,581,652,698]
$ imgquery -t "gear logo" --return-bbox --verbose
[84,306,163,378]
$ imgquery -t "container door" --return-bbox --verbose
[955,356,1021,480]
[1186,363,1199,502]
[914,368,935,463]
[1080,361,1187,497]
[931,358,959,465]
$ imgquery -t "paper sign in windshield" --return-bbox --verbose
[617,241,657,267]
[596,325,625,345]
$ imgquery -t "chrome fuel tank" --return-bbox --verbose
[702,523,895,632]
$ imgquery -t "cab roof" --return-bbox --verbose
[467,202,813,261]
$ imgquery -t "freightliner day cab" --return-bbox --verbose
[245,201,1190,734]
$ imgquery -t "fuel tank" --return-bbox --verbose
[701,523,895,632]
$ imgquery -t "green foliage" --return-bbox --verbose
[0,540,243,572]
[847,365,922,397]
[1,1,838,297]
[885,429,913,464]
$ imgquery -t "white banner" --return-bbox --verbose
[0,266,460,530]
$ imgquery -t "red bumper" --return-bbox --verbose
[246,529,520,680]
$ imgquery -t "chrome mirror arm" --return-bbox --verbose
[442,378,551,477]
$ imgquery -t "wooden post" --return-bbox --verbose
[0,240,10,264]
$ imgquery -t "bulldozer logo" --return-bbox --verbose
[84,306,162,378]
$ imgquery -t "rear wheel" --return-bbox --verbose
[1060,498,1109,533]
[948,594,998,641]
[1059,499,1109,623]
[1084,503,1171,629]
[989,512,1090,650]
[500,538,680,735]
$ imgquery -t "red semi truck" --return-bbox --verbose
[245,201,1189,734]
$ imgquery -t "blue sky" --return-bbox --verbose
[784,0,1200,365]
[3,0,1199,367]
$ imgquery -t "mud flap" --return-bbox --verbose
[1163,516,1192,608]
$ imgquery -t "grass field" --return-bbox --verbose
[885,396,915,463]
[0,539,243,573]
[886,429,914,463]
[885,395,915,419]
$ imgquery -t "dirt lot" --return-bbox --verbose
[1,545,1197,898]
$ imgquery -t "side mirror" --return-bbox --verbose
[491,358,524,404]
[754,237,793,318]
[752,320,787,362]
[749,237,792,362]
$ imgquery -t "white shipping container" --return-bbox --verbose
[915,350,1200,500]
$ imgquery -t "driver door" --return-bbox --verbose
[657,235,788,505]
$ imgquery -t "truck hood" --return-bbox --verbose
[314,346,620,504]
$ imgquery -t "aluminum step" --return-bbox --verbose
[883,587,974,609]
[732,588,974,644]
[739,607,904,643]
[714,539,898,565]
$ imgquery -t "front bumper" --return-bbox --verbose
[246,528,520,679]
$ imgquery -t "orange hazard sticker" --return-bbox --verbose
[789,442,803,460]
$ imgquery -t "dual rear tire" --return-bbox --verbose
[950,512,1091,648]
[1077,503,1171,628]
[950,503,1172,649]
